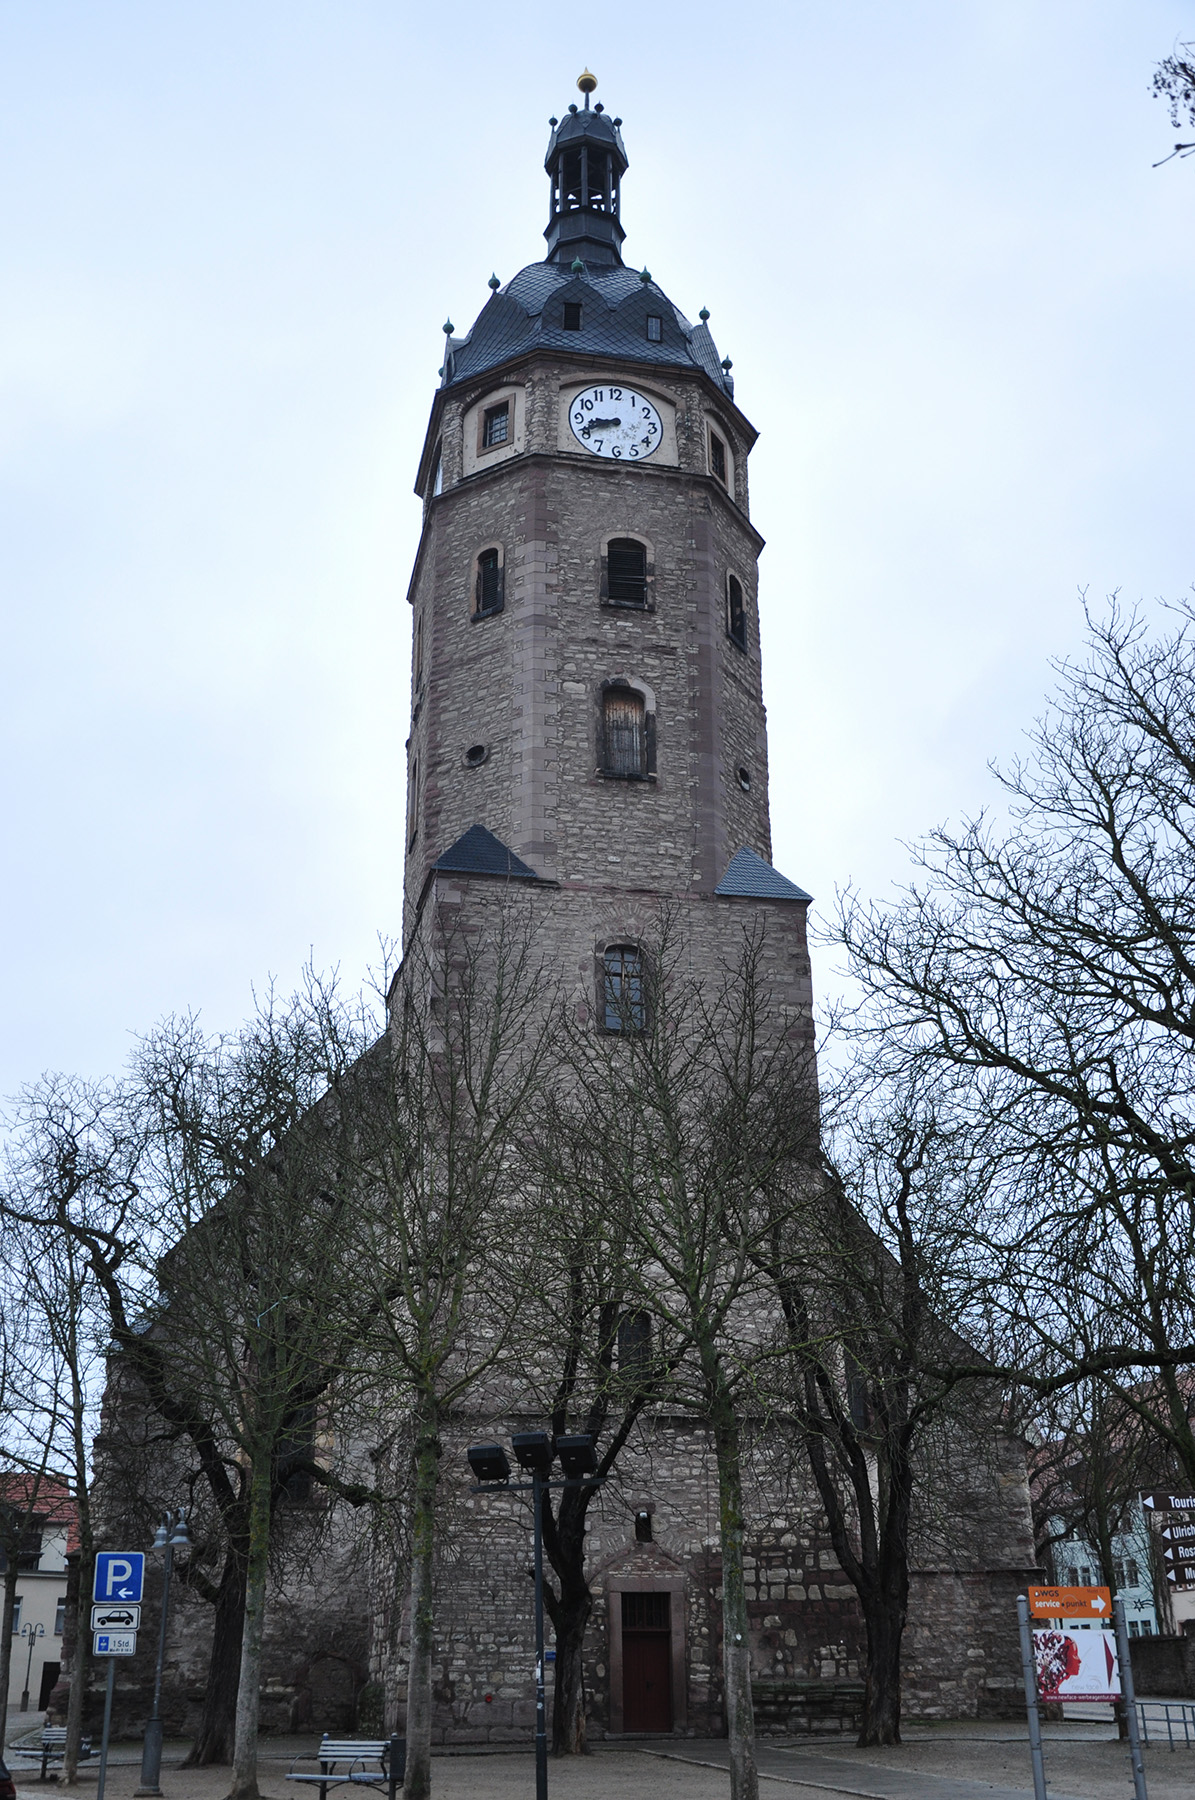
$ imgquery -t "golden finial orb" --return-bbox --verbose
[577,69,597,95]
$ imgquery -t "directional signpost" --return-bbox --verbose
[1142,1491,1195,1589]
[1028,1584,1111,1620]
[93,1555,143,1800]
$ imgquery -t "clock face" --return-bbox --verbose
[568,384,663,461]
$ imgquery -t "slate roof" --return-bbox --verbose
[442,262,734,400]
[715,847,812,903]
[433,825,540,881]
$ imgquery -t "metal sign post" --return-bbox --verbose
[92,1550,142,1800]
[95,1658,117,1800]
[1017,1594,1048,1800]
[1113,1595,1149,1800]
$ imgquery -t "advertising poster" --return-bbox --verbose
[1033,1628,1120,1702]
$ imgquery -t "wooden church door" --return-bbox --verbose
[621,1591,673,1731]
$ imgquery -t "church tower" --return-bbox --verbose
[398,71,811,1034]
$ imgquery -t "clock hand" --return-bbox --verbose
[581,416,622,437]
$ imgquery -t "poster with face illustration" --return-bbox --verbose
[1033,1629,1120,1702]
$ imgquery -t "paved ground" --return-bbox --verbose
[4,1721,1192,1800]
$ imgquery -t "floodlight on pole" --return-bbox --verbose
[555,1435,597,1478]
[511,1431,554,1475]
[466,1443,512,1484]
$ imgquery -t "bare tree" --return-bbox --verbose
[1,1076,135,1779]
[758,1059,1011,1746]
[838,600,1195,1482]
[348,905,560,1800]
[557,914,816,1800]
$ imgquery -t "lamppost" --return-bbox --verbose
[19,1620,45,1711]
[466,1432,603,1800]
[135,1508,191,1797]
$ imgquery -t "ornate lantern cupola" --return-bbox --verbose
[544,70,628,268]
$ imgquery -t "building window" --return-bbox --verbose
[54,1600,65,1637]
[709,431,727,484]
[1114,1558,1140,1589]
[474,548,504,618]
[1128,1620,1139,1637]
[603,945,646,1032]
[10,1600,19,1634]
[736,765,751,792]
[563,302,582,331]
[431,439,443,496]
[646,314,662,342]
[606,539,648,607]
[414,611,424,688]
[407,756,418,848]
[727,574,746,649]
[635,1510,654,1542]
[482,401,510,448]
[603,686,647,777]
[1142,1620,1153,1635]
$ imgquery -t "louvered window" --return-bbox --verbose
[607,539,647,607]
[710,432,727,483]
[603,945,646,1032]
[475,549,503,617]
[727,574,746,649]
[603,687,645,776]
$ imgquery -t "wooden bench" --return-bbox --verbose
[34,1730,92,1781]
[286,1737,405,1800]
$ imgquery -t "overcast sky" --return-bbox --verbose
[2,2,1193,1097]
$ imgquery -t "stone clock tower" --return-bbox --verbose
[398,73,813,1020]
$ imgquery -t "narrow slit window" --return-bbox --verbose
[475,549,504,618]
[482,401,510,448]
[618,1310,652,1372]
[407,756,418,847]
[603,686,645,776]
[646,314,662,342]
[563,302,583,331]
[603,945,646,1032]
[727,574,746,649]
[607,539,648,607]
[710,431,727,484]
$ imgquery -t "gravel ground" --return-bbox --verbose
[23,1752,844,1800]
[803,1729,1193,1798]
[9,1725,1194,1800]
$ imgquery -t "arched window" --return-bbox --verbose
[727,574,746,649]
[474,547,504,618]
[603,685,646,777]
[606,538,648,607]
[603,944,646,1032]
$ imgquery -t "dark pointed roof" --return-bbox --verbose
[715,847,812,902]
[442,263,733,399]
[433,825,539,880]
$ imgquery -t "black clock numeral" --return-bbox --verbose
[629,446,640,458]
[640,435,652,449]
[593,438,604,452]
[594,389,604,402]
[611,446,622,457]
[610,387,622,400]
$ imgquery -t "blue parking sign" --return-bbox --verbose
[93,1551,144,1603]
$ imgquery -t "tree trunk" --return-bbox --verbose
[184,1551,247,1765]
[858,1592,904,1746]
[227,1457,271,1800]
[549,1587,592,1755]
[403,1405,441,1800]
[0,1565,18,1742]
[62,1546,92,1783]
[707,1373,758,1800]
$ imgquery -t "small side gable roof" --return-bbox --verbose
[433,825,540,881]
[715,846,812,903]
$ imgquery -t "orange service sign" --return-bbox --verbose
[1028,1585,1112,1619]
